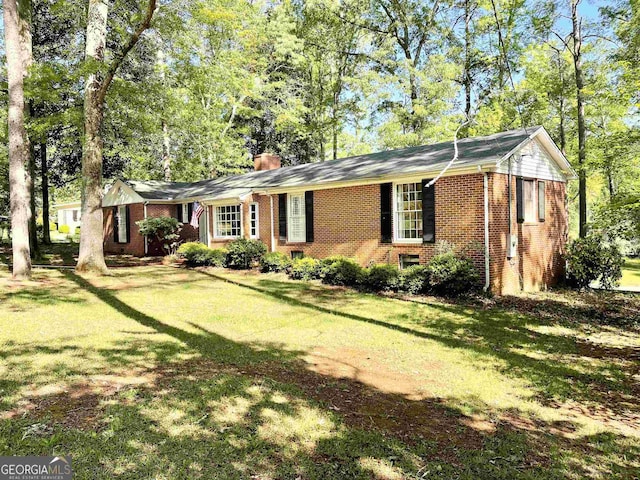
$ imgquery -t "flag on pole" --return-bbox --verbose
[190,201,204,228]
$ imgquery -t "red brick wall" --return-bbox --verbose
[488,173,567,295]
[266,175,487,275]
[104,172,568,294]
[103,204,145,256]
[104,203,199,256]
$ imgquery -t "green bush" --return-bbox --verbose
[566,235,623,290]
[260,252,292,273]
[137,216,182,255]
[319,256,364,286]
[177,242,227,267]
[362,264,399,291]
[49,222,57,231]
[225,238,267,269]
[59,224,70,234]
[289,257,321,281]
[74,226,81,235]
[426,251,480,296]
[398,265,430,295]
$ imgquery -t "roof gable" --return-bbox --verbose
[102,180,145,206]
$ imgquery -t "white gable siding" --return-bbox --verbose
[496,138,567,182]
[102,181,145,207]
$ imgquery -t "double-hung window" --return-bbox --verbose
[214,204,241,238]
[523,180,536,223]
[249,203,259,238]
[117,205,128,243]
[395,182,422,242]
[181,203,190,223]
[287,193,306,243]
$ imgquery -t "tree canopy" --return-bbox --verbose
[1,0,638,245]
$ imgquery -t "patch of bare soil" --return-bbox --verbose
[4,372,156,430]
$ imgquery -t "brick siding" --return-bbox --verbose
[104,172,568,294]
[488,173,567,295]
[103,203,199,256]
[267,174,487,276]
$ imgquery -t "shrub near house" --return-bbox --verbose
[566,234,624,289]
[137,217,182,255]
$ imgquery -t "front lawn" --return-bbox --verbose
[0,265,638,479]
[621,257,640,288]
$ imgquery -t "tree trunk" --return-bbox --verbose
[555,50,567,155]
[571,0,587,238]
[606,165,615,200]
[27,139,39,258]
[4,0,32,279]
[41,142,51,244]
[162,119,171,181]
[20,0,37,259]
[157,46,172,181]
[558,97,566,154]
[76,0,109,274]
[461,0,472,138]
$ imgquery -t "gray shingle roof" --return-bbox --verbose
[126,126,539,201]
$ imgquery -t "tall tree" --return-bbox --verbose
[76,0,157,274]
[569,0,587,238]
[4,0,33,279]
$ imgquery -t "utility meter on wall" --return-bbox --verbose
[507,234,518,259]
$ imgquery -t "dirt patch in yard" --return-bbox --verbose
[3,372,157,430]
[5,356,555,467]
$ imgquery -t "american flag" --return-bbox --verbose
[190,201,204,228]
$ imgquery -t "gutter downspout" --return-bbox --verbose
[143,201,149,255]
[269,195,275,253]
[507,155,513,248]
[483,172,490,292]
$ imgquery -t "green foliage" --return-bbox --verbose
[427,247,481,296]
[59,224,70,234]
[397,265,430,295]
[74,226,81,235]
[49,222,57,231]
[566,235,624,290]
[289,257,321,281]
[136,217,182,255]
[319,256,364,287]
[260,252,292,273]
[177,242,227,267]
[362,264,399,292]
[225,239,267,269]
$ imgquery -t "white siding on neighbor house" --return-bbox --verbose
[496,138,567,182]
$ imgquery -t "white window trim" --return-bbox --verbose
[392,182,423,244]
[213,203,243,239]
[287,193,306,243]
[181,202,190,223]
[249,202,259,239]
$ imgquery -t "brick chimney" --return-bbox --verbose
[254,153,281,171]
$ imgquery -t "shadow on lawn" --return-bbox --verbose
[1,270,636,478]
[202,271,640,418]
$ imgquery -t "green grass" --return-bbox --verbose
[621,257,640,288]
[0,264,639,479]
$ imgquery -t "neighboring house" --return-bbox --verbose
[53,201,82,233]
[102,126,575,294]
